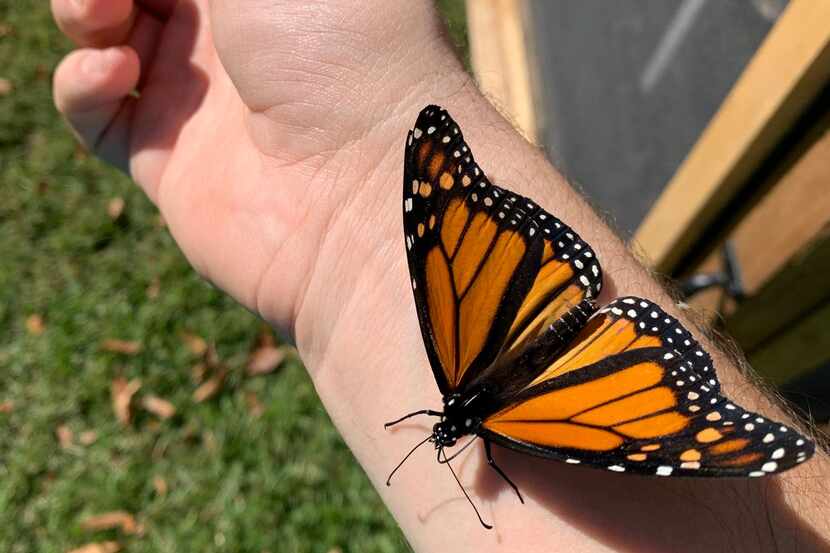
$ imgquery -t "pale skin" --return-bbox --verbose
[51,0,829,551]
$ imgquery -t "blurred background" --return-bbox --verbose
[1,1,827,552]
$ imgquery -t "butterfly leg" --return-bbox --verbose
[384,409,442,428]
[484,440,524,504]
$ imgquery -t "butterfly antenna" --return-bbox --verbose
[386,434,433,486]
[384,409,443,429]
[440,447,493,530]
[437,435,479,464]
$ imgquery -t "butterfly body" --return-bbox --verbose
[388,105,814,526]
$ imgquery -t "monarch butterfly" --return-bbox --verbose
[386,105,815,528]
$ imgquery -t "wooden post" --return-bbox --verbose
[634,0,830,273]
[465,0,538,143]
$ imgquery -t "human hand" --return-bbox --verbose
[52,1,830,551]
[52,0,465,336]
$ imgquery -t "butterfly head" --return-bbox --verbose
[432,420,460,448]
[433,393,481,448]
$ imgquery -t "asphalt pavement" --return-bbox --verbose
[527,0,783,236]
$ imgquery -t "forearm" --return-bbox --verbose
[285,7,830,553]
[48,0,827,546]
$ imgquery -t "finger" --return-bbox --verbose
[53,46,140,171]
[51,0,136,48]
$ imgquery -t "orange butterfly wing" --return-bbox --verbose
[403,106,601,395]
[481,297,814,476]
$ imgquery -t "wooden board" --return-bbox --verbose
[728,234,830,354]
[681,111,830,387]
[686,111,830,355]
[748,297,830,386]
[465,0,538,143]
[634,0,830,273]
[731,118,830,295]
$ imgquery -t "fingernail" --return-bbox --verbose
[81,47,122,76]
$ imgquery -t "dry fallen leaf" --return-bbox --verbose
[144,419,161,432]
[111,378,141,425]
[0,400,13,413]
[192,370,226,403]
[35,63,49,82]
[102,339,142,355]
[141,395,176,419]
[255,324,277,348]
[79,430,98,445]
[153,475,168,496]
[0,78,11,96]
[56,425,73,449]
[244,391,264,417]
[180,331,208,356]
[67,542,121,553]
[191,362,207,384]
[80,511,139,534]
[204,343,221,369]
[26,314,45,335]
[0,23,12,37]
[107,197,125,220]
[146,277,160,299]
[246,346,285,376]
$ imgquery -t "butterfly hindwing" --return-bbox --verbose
[404,106,602,395]
[480,297,815,476]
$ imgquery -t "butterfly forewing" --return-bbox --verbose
[403,106,602,395]
[480,297,815,476]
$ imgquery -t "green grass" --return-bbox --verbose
[0,3,429,552]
